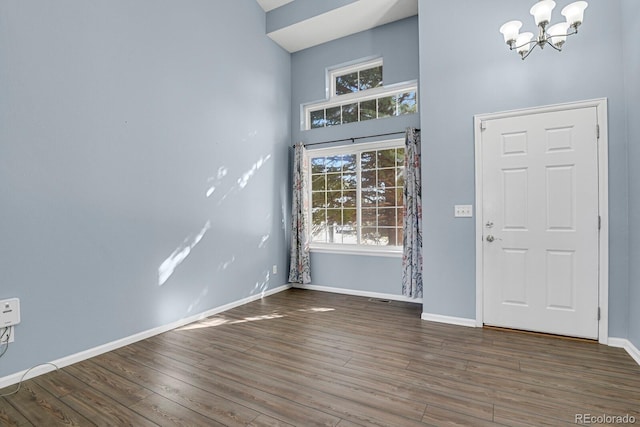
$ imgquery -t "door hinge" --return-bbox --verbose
[598,307,601,321]
[598,215,601,230]
[596,124,600,139]
[480,121,486,131]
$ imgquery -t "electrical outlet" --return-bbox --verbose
[454,205,473,218]
[272,265,278,275]
[0,298,20,327]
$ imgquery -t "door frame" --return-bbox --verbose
[474,98,609,344]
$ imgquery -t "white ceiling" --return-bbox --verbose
[256,0,418,53]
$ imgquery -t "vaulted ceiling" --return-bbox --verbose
[255,0,418,52]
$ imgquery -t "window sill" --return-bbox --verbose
[310,245,402,258]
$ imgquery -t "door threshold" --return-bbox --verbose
[483,325,598,343]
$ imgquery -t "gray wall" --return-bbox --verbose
[622,0,640,348]
[418,0,631,338]
[290,16,420,296]
[0,0,291,377]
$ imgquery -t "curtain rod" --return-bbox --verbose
[294,129,420,148]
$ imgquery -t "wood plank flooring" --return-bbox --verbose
[1,288,639,426]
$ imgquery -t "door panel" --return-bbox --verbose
[481,107,599,339]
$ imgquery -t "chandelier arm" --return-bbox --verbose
[520,46,536,60]
[510,39,538,52]
[566,26,579,37]
[545,39,563,52]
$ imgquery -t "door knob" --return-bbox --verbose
[486,235,495,242]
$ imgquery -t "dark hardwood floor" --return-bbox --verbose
[1,288,639,426]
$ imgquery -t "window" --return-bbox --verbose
[334,63,382,95]
[304,58,418,130]
[308,140,404,255]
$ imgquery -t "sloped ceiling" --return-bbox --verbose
[255,0,294,12]
[256,0,418,52]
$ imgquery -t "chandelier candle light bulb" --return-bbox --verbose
[499,0,587,60]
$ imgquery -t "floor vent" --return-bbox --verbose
[368,298,391,303]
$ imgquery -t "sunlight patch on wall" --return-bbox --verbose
[258,234,270,248]
[158,220,211,286]
[218,255,236,271]
[219,154,272,205]
[206,167,228,198]
[186,285,210,314]
[252,271,271,297]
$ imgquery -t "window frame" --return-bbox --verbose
[302,57,418,131]
[304,82,418,130]
[306,139,404,257]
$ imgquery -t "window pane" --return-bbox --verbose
[328,190,342,208]
[377,208,397,227]
[342,103,358,124]
[326,209,341,223]
[325,156,342,173]
[396,148,405,166]
[378,95,395,118]
[312,191,327,208]
[397,207,404,222]
[378,168,396,188]
[311,157,326,174]
[359,99,376,121]
[361,151,376,170]
[359,65,383,91]
[397,168,405,188]
[326,173,342,190]
[378,187,395,207]
[396,188,404,206]
[377,148,397,168]
[378,228,397,246]
[342,173,357,190]
[336,71,358,95]
[326,106,341,127]
[311,209,327,242]
[397,91,417,115]
[310,109,325,128]
[362,209,377,226]
[342,154,357,172]
[361,169,376,191]
[361,227,381,245]
[343,190,357,207]
[312,174,326,191]
[361,187,377,206]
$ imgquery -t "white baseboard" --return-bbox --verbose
[0,284,292,389]
[292,283,422,304]
[608,337,640,366]
[421,312,477,328]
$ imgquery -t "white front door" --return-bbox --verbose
[480,106,600,339]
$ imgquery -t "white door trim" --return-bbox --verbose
[474,98,609,344]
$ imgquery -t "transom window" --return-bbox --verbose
[333,61,383,96]
[304,58,418,130]
[308,140,404,255]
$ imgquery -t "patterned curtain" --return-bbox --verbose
[402,128,423,298]
[288,143,311,284]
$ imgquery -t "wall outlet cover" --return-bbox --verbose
[0,298,20,327]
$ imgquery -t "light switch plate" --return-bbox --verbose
[0,298,20,327]
[454,205,473,218]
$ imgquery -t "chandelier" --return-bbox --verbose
[499,0,588,60]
